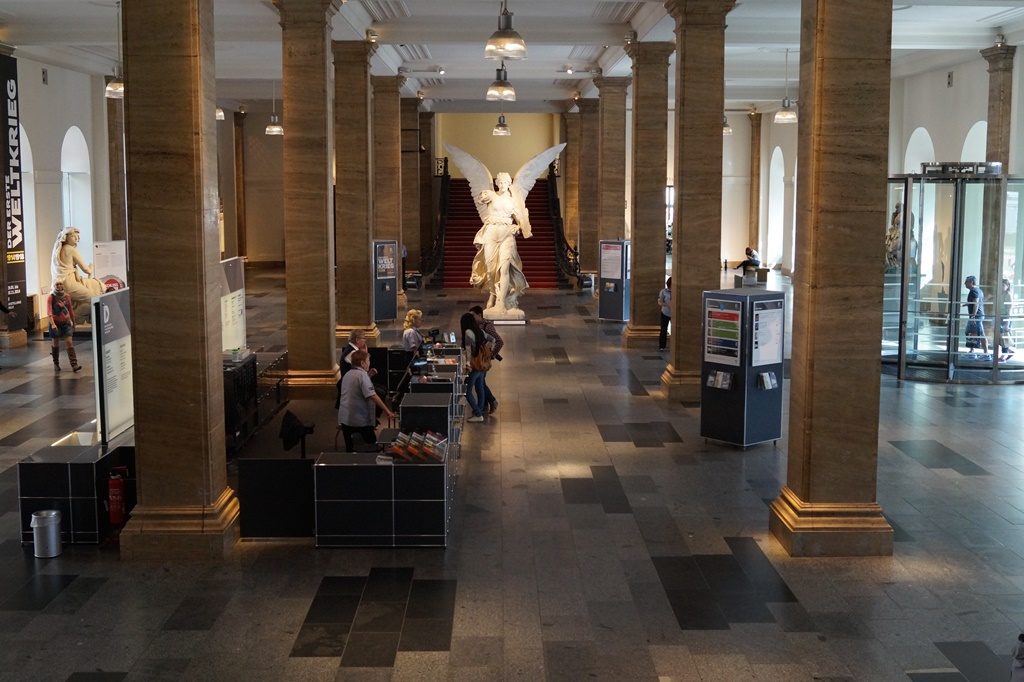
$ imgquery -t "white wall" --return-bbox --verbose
[722,113,751,263]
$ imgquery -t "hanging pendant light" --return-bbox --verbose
[215,107,225,121]
[485,0,527,61]
[265,81,283,136]
[485,61,516,102]
[104,1,125,99]
[722,114,733,136]
[774,48,797,124]
[492,113,511,136]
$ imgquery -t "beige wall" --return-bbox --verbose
[241,101,284,263]
[437,113,559,178]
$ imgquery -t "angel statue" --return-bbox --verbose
[445,143,566,320]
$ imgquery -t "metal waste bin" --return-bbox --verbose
[30,510,62,558]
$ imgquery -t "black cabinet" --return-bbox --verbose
[224,354,258,454]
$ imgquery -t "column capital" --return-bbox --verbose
[663,0,737,26]
[593,76,631,94]
[372,74,406,94]
[625,41,674,65]
[980,43,1017,72]
[332,39,377,63]
[275,0,343,25]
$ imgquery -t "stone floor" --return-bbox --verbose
[0,268,1022,680]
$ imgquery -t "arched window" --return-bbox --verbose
[767,147,785,266]
[960,121,987,162]
[20,125,40,295]
[904,127,935,174]
[60,126,94,264]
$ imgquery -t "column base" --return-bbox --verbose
[120,487,240,560]
[0,329,27,349]
[660,364,701,402]
[768,486,893,557]
[622,324,660,349]
[271,367,341,400]
[335,324,381,347]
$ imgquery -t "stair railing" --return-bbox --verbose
[421,157,450,281]
[546,162,581,286]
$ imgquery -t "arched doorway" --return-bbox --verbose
[904,127,935,174]
[960,121,987,162]
[766,147,785,266]
[60,126,94,264]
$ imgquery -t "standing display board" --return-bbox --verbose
[92,288,134,445]
[700,288,785,447]
[598,240,630,321]
[1,54,28,331]
[93,241,128,291]
[373,240,398,322]
[219,257,247,353]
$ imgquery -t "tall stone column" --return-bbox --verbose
[105,79,128,241]
[401,98,421,274]
[419,112,436,268]
[661,0,735,401]
[979,42,1017,295]
[333,40,379,346]
[768,0,894,557]
[372,76,404,260]
[594,77,631,241]
[624,42,674,349]
[747,111,762,250]
[120,0,238,558]
[276,0,341,397]
[577,99,600,272]
[562,112,581,250]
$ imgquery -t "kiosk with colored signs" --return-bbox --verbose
[598,240,630,321]
[373,240,399,322]
[700,288,785,447]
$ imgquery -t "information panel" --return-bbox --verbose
[220,257,246,352]
[752,300,784,367]
[704,298,741,366]
[600,243,623,279]
[93,240,128,291]
[92,288,134,444]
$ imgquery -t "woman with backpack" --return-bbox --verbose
[460,312,491,423]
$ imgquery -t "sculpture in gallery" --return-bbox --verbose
[445,143,565,320]
[50,226,106,322]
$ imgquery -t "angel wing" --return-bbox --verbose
[509,143,566,239]
[444,144,494,223]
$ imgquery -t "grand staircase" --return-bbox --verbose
[440,178,561,289]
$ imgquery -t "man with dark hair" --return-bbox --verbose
[964,275,988,354]
[470,305,502,413]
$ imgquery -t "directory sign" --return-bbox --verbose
[92,288,134,444]
[704,298,741,366]
[219,257,246,352]
[752,299,784,367]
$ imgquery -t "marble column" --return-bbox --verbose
[372,76,404,243]
[119,0,238,558]
[624,42,674,348]
[594,77,631,242]
[401,98,421,273]
[768,0,894,557]
[562,112,581,251]
[105,79,128,241]
[747,111,762,250]
[577,99,600,272]
[333,40,379,346]
[661,0,735,402]
[419,112,435,268]
[275,0,341,397]
[979,43,1017,295]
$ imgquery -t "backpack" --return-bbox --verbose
[469,341,493,371]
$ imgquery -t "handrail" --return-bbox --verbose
[421,157,450,281]
[546,161,581,286]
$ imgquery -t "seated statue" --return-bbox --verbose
[50,226,106,322]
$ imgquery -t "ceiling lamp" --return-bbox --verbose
[492,113,511,136]
[265,81,283,136]
[722,114,733,136]
[774,48,797,124]
[485,0,527,61]
[215,107,225,121]
[486,61,516,101]
[104,1,124,99]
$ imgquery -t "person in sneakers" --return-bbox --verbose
[470,305,501,413]
[461,312,491,422]
[47,280,82,373]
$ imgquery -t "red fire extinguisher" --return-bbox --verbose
[108,467,128,526]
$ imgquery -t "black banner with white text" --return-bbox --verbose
[1,54,27,331]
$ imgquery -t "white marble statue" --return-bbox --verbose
[50,226,106,322]
[445,143,566,320]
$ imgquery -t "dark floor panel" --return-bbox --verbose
[590,465,632,514]
[318,576,367,596]
[934,641,1007,682]
[597,424,631,443]
[303,594,361,625]
[663,589,729,630]
[560,478,599,505]
[405,579,457,620]
[162,594,232,631]
[890,440,990,476]
[47,576,107,615]
[351,601,407,633]
[0,574,77,611]
[362,567,414,602]
[399,617,453,652]
[906,673,967,682]
[340,631,400,667]
[290,621,350,657]
[651,556,707,592]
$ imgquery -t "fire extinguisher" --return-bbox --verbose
[108,466,128,526]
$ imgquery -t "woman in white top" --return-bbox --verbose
[402,309,424,354]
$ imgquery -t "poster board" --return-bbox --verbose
[704,298,741,366]
[219,257,246,352]
[92,288,134,445]
[751,299,784,367]
[93,240,128,291]
[1,54,28,331]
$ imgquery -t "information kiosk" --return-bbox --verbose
[598,240,630,321]
[373,240,399,322]
[700,288,785,447]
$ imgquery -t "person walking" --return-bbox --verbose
[964,275,988,354]
[470,305,502,413]
[658,277,671,351]
[1011,633,1024,682]
[47,280,82,372]
[460,312,490,423]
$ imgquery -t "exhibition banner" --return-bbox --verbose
[219,257,246,352]
[1,54,27,330]
[93,240,128,291]
[92,288,134,444]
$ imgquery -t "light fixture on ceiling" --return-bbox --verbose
[104,1,124,99]
[492,113,511,136]
[215,106,225,121]
[485,0,527,61]
[417,90,425,101]
[774,48,797,124]
[722,114,733,136]
[624,30,637,46]
[486,61,516,101]
[995,33,1006,47]
[439,67,446,75]
[265,81,283,136]
[561,65,600,76]
[566,65,574,75]
[365,28,379,44]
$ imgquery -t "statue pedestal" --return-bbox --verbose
[484,308,527,325]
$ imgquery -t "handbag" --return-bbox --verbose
[469,342,493,372]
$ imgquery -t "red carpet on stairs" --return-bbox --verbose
[441,178,561,289]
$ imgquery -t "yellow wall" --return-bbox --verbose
[437,113,560,179]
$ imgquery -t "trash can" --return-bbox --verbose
[30,510,62,558]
